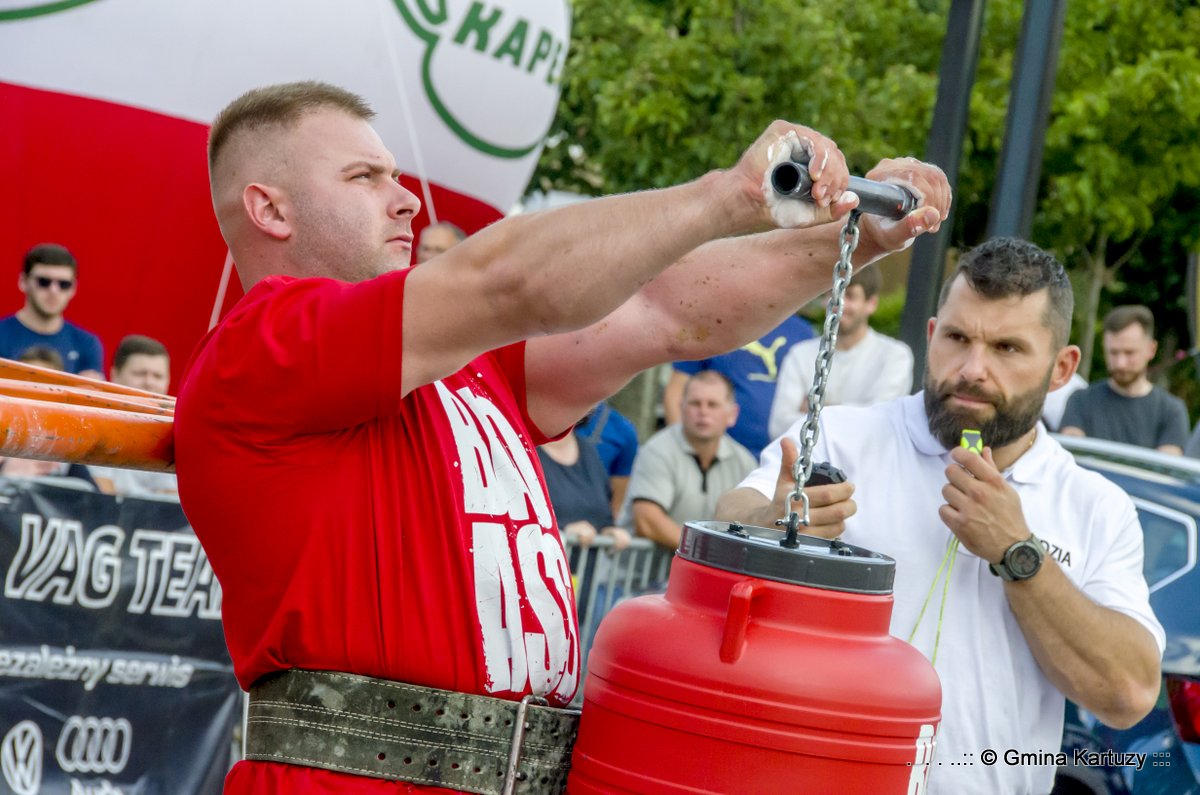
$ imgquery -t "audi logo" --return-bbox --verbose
[55,716,132,775]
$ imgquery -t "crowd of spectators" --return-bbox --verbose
[543,272,1200,587]
[11,237,1199,539]
[0,244,177,496]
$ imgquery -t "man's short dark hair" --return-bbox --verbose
[114,334,169,372]
[208,81,375,172]
[18,345,64,370]
[23,243,77,276]
[937,237,1073,348]
[849,265,882,300]
[1103,305,1154,338]
[685,369,736,403]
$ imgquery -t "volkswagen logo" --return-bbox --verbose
[56,715,131,775]
[1,721,43,795]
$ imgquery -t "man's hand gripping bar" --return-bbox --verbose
[771,158,919,220]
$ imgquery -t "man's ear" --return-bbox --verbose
[17,273,27,297]
[926,316,937,342]
[243,183,292,241]
[1051,344,1082,391]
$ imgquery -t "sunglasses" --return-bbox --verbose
[33,276,74,291]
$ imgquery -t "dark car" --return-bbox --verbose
[1051,436,1200,795]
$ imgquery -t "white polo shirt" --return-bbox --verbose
[741,393,1165,795]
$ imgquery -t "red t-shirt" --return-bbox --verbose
[174,271,580,793]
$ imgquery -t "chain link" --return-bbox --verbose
[783,212,860,533]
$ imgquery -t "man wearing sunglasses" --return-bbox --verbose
[0,243,103,379]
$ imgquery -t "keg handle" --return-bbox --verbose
[770,157,918,220]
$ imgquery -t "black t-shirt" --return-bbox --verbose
[1061,381,1190,450]
[537,434,613,530]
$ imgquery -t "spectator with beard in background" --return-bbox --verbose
[1060,305,1188,454]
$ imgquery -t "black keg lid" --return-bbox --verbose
[678,520,895,595]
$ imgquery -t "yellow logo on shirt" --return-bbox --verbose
[744,336,788,383]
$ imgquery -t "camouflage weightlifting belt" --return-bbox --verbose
[245,669,579,795]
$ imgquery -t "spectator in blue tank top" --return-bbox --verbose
[0,243,103,378]
[575,401,639,518]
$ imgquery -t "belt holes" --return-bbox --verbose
[435,708,445,716]
[460,712,469,720]
[472,766,482,774]
[403,757,413,765]
[483,715,493,723]
[503,718,513,727]
[377,752,386,761]
[451,762,461,770]
[386,700,396,709]
[411,703,422,712]
[428,758,438,768]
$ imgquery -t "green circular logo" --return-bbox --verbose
[392,0,569,159]
[0,0,104,22]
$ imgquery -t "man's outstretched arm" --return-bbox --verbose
[524,157,950,434]
[401,121,856,397]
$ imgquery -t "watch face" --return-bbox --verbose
[1010,543,1042,577]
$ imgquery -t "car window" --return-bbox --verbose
[1134,500,1197,591]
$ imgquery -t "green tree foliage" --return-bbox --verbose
[1032,1,1200,381]
[531,0,945,195]
[533,0,1200,409]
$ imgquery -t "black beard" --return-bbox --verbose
[923,371,1050,451]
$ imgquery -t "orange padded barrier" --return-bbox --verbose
[0,359,174,471]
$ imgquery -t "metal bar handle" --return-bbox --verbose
[770,159,919,220]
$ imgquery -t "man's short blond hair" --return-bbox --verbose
[207,81,375,173]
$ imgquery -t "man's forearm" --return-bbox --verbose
[1006,558,1160,728]
[714,487,784,531]
[640,224,874,363]
[633,502,685,549]
[521,225,860,430]
[475,171,754,341]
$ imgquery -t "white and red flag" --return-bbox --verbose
[0,0,570,383]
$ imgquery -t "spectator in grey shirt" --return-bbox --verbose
[621,371,756,551]
[1061,305,1188,454]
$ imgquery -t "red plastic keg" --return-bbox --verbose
[567,520,941,794]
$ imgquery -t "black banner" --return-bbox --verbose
[0,478,239,795]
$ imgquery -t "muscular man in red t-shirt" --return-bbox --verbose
[173,81,950,794]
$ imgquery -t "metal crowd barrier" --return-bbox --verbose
[561,535,672,705]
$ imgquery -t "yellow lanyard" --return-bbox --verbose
[907,535,961,665]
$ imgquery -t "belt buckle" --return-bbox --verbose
[501,694,549,795]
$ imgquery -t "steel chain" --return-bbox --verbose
[783,212,860,533]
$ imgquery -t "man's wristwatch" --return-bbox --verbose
[988,534,1045,581]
